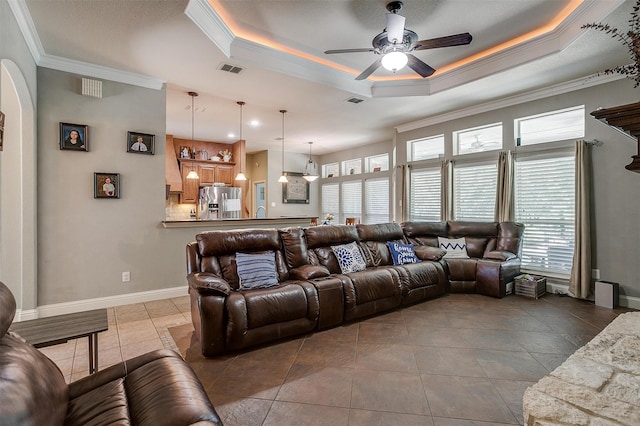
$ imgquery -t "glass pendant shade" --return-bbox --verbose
[302,141,319,182]
[186,91,199,180]
[381,51,408,72]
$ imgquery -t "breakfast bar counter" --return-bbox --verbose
[161,217,317,230]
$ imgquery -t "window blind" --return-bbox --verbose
[365,178,389,224]
[453,163,497,221]
[409,167,441,221]
[341,181,362,224]
[515,155,575,275]
[322,183,339,220]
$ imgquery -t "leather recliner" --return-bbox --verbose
[0,281,222,426]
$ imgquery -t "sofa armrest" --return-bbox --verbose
[289,265,330,280]
[484,250,517,261]
[414,245,446,261]
[187,273,231,296]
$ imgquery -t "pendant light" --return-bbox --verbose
[278,109,288,183]
[186,91,199,180]
[302,141,319,182]
[234,101,247,181]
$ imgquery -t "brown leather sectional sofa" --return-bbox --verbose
[187,221,524,357]
[0,281,222,426]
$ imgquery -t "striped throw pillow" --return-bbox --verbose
[236,251,280,290]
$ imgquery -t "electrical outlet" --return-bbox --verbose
[592,268,601,280]
[271,202,276,207]
[122,271,130,282]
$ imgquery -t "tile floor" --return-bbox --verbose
[40,292,634,425]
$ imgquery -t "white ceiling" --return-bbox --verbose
[19,0,633,155]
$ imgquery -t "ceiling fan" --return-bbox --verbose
[324,1,472,80]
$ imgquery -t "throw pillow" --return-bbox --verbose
[387,242,421,265]
[438,237,469,259]
[235,251,280,290]
[331,242,367,274]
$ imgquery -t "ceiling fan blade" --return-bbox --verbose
[413,32,473,50]
[385,12,406,44]
[406,54,436,78]
[325,48,375,54]
[356,58,383,80]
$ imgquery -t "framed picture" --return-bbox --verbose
[127,131,154,154]
[94,172,120,199]
[60,122,88,151]
[282,172,309,204]
[179,146,191,159]
[0,111,4,151]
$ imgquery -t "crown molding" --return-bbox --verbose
[395,73,624,133]
[38,54,164,90]
[7,0,44,62]
[185,0,234,57]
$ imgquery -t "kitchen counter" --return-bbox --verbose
[161,217,317,229]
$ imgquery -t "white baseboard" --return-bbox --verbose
[545,282,640,310]
[14,286,188,321]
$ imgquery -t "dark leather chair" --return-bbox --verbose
[0,281,222,426]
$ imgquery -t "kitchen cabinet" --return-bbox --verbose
[178,160,236,203]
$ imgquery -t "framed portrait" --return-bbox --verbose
[282,172,309,204]
[0,111,4,151]
[127,131,154,155]
[94,172,120,199]
[178,146,191,159]
[60,122,88,151]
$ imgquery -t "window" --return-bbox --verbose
[409,167,441,221]
[342,158,362,176]
[516,106,585,146]
[341,181,362,224]
[365,178,389,224]
[515,154,575,275]
[322,163,339,178]
[322,183,339,220]
[366,154,389,172]
[454,123,502,155]
[408,135,444,161]
[453,162,497,221]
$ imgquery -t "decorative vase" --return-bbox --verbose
[223,154,232,162]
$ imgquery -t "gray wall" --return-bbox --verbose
[394,79,640,298]
[37,67,198,304]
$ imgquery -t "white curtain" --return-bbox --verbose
[569,140,592,299]
[495,150,514,222]
[440,160,453,220]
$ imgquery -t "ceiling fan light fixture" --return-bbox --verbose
[381,51,408,72]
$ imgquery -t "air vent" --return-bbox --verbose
[219,63,244,74]
[346,97,364,104]
[82,78,102,98]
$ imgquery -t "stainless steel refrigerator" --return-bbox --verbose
[197,186,242,220]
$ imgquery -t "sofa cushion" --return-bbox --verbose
[414,245,446,261]
[242,283,312,329]
[387,242,420,265]
[236,251,279,290]
[332,242,367,274]
[438,237,469,259]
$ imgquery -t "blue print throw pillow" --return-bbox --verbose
[331,242,367,274]
[236,251,280,290]
[387,242,421,265]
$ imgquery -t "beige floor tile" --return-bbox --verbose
[118,327,160,347]
[120,339,164,360]
[38,340,76,361]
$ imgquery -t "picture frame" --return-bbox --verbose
[94,172,120,199]
[0,111,5,151]
[60,122,88,151]
[127,131,155,154]
[179,146,191,159]
[282,172,310,204]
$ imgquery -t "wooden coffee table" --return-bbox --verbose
[10,309,108,374]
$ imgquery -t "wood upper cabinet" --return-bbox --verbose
[178,160,236,203]
[215,164,234,186]
[180,163,200,203]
